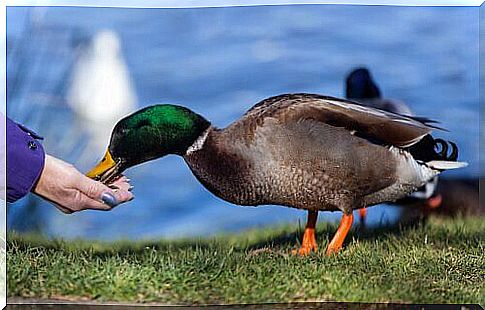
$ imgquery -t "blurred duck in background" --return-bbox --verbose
[401,178,484,220]
[346,67,484,220]
[67,29,136,166]
[346,68,413,116]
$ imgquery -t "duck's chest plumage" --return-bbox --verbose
[183,118,401,213]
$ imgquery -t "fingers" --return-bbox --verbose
[111,186,134,203]
[75,173,134,211]
[109,176,132,192]
[77,193,116,212]
[77,173,114,199]
[77,190,133,212]
[33,154,135,213]
[107,176,134,203]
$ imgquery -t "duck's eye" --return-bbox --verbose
[134,119,151,129]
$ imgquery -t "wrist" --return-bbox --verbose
[6,118,46,202]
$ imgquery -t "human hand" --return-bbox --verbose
[33,155,134,214]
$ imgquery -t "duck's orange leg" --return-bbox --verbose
[358,208,367,224]
[326,213,354,256]
[425,194,443,209]
[293,210,318,256]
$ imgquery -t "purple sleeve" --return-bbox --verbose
[7,117,46,203]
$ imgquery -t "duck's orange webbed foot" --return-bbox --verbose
[293,210,318,256]
[292,226,318,256]
[326,213,354,256]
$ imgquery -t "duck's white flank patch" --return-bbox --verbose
[186,128,210,155]
[388,145,436,184]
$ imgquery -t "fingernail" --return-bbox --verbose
[128,196,134,202]
[101,192,118,207]
[128,186,134,192]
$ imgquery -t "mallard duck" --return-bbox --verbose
[346,67,444,219]
[87,93,467,255]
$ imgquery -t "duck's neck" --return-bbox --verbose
[185,126,212,156]
[183,127,250,203]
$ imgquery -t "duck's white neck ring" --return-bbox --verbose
[186,127,210,155]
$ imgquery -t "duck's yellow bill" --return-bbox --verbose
[86,149,116,179]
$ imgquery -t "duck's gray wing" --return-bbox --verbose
[242,93,437,148]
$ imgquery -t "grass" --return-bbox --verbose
[7,217,484,305]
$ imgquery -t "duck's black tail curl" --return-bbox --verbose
[434,139,458,161]
[405,134,459,162]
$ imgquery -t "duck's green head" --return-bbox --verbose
[87,104,211,183]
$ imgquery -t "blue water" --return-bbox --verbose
[7,5,480,240]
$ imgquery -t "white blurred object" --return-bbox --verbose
[67,30,136,158]
[68,30,136,123]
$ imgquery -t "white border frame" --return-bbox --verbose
[3,0,485,7]
[1,1,483,309]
